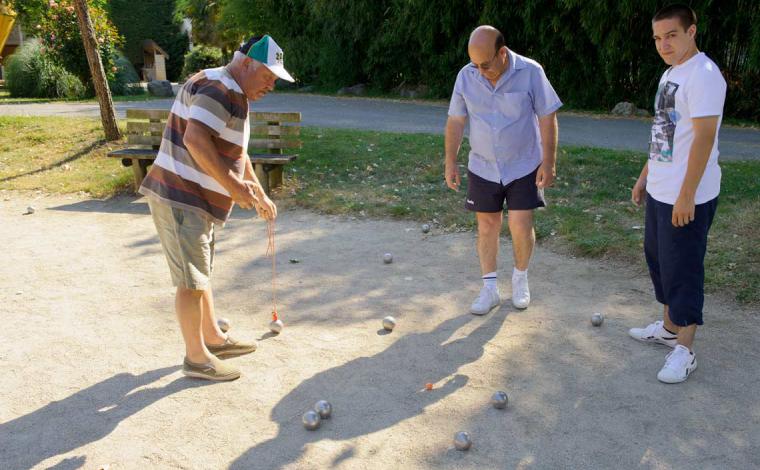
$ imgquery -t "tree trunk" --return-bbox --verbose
[73,0,120,141]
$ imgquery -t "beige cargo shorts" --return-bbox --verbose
[147,198,215,290]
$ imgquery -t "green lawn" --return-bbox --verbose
[0,89,168,105]
[0,117,757,305]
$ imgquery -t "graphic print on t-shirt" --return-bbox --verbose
[649,81,680,163]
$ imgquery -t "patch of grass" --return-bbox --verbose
[0,116,132,197]
[0,89,167,105]
[282,128,760,305]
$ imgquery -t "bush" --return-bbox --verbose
[5,38,85,99]
[109,52,142,95]
[109,0,190,81]
[181,45,223,79]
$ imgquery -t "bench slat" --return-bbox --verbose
[250,125,300,136]
[248,138,302,149]
[250,155,297,164]
[127,121,167,134]
[127,109,170,120]
[107,148,159,158]
[127,135,163,146]
[251,112,301,122]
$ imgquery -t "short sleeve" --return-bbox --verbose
[188,82,232,136]
[530,65,563,117]
[687,63,726,118]
[448,69,468,117]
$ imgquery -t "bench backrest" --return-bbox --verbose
[125,109,170,148]
[124,109,302,153]
[249,112,302,155]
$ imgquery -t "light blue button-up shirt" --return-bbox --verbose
[448,50,562,185]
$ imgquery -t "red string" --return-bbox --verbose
[266,219,278,322]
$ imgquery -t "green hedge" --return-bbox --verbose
[181,45,223,79]
[5,39,86,99]
[219,0,760,121]
[109,0,189,81]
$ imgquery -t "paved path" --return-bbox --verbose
[1,93,758,160]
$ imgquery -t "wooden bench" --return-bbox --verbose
[248,111,301,195]
[107,109,302,194]
[107,108,168,191]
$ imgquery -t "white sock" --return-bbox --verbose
[482,272,498,291]
[513,268,528,281]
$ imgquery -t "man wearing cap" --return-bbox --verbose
[139,35,295,381]
[445,26,562,315]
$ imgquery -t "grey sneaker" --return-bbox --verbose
[470,287,501,316]
[183,356,241,381]
[206,335,257,358]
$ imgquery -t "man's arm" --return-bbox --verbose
[183,120,257,209]
[242,156,277,220]
[672,116,719,227]
[444,115,466,191]
[536,112,558,188]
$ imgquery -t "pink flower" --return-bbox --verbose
[51,34,56,40]
[112,66,118,72]
[98,37,104,44]
[49,1,58,8]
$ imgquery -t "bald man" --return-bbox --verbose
[445,26,562,315]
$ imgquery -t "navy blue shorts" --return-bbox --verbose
[465,166,546,213]
[644,193,718,326]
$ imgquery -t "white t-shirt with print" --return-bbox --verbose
[647,52,726,205]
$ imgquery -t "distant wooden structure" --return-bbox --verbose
[141,40,169,81]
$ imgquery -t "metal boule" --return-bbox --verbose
[453,431,472,451]
[217,317,231,333]
[591,313,604,327]
[302,410,321,430]
[382,316,396,331]
[491,391,509,409]
[314,400,332,419]
[422,224,431,233]
[383,253,393,264]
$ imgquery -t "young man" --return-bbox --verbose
[139,35,294,381]
[629,5,726,384]
[445,25,561,315]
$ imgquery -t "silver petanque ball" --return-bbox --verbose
[591,313,604,327]
[382,316,397,331]
[26,206,35,215]
[383,253,393,264]
[314,400,332,419]
[217,317,231,333]
[491,391,509,409]
[302,410,321,430]
[269,319,284,334]
[453,431,472,451]
[422,224,431,233]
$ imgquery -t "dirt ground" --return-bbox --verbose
[1,192,758,470]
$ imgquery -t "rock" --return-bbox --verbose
[398,84,430,99]
[147,80,174,97]
[337,83,367,96]
[611,102,637,116]
[298,85,315,93]
[635,108,651,117]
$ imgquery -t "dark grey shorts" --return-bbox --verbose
[465,166,546,212]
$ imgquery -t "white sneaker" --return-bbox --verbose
[657,345,697,383]
[470,287,500,316]
[511,276,530,309]
[628,320,678,348]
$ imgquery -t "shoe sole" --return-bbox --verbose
[183,369,241,381]
[470,302,500,316]
[208,346,257,359]
[628,333,677,348]
[657,361,697,384]
[512,300,529,310]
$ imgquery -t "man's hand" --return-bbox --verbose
[445,161,461,191]
[251,183,277,221]
[631,177,646,206]
[230,179,258,210]
[536,160,556,189]
[672,192,695,227]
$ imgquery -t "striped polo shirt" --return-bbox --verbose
[139,66,250,224]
